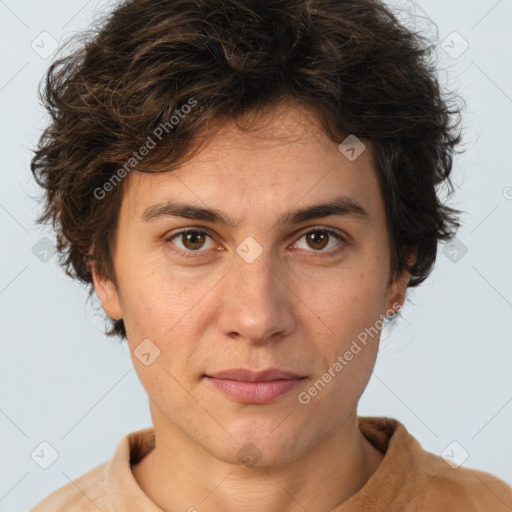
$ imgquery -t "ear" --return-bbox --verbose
[89,251,123,321]
[385,249,416,315]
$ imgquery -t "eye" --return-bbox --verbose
[165,229,216,258]
[293,228,346,255]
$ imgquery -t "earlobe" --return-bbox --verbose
[386,268,411,314]
[386,250,416,314]
[90,261,123,321]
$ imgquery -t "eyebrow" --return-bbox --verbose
[140,194,371,227]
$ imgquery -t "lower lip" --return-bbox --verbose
[205,377,304,404]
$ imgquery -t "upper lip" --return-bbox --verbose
[206,368,304,381]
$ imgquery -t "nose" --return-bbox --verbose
[216,246,297,345]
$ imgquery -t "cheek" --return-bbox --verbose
[326,266,386,322]
[311,261,388,364]
[118,271,208,376]
[116,253,188,331]
[310,284,382,412]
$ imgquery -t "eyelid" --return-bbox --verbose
[164,225,348,258]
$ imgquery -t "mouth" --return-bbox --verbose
[202,368,307,405]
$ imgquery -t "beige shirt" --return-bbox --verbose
[30,416,512,511]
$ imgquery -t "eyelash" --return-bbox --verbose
[163,227,348,259]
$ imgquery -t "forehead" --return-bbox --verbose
[118,102,382,228]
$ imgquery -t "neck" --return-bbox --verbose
[132,409,384,512]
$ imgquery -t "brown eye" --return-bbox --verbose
[165,229,215,256]
[294,228,346,254]
[305,231,329,250]
[181,231,207,250]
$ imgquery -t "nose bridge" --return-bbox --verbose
[217,243,295,343]
[234,245,280,299]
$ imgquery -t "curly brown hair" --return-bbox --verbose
[31,0,463,340]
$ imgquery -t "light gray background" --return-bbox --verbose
[1,1,511,510]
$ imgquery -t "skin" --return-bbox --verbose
[93,100,412,512]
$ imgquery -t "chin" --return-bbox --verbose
[208,424,309,468]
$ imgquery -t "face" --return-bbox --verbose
[93,102,410,467]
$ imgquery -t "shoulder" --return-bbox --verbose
[358,416,512,511]
[414,450,512,510]
[29,461,113,512]
[28,427,154,512]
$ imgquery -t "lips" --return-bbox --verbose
[206,368,304,382]
[203,368,306,404]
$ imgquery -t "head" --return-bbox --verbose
[32,0,462,465]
